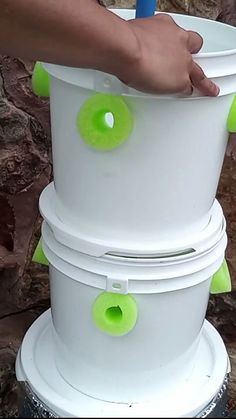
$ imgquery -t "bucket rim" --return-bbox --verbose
[39,182,226,259]
[41,221,227,293]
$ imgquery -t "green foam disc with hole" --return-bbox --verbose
[76,93,133,150]
[210,259,232,294]
[227,95,236,132]
[92,292,138,336]
[32,238,49,266]
[32,62,50,97]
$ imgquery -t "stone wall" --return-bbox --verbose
[0,58,51,416]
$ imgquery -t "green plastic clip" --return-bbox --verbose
[32,238,49,266]
[32,62,50,97]
[210,259,232,294]
[227,95,236,132]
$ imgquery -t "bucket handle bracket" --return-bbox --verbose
[94,71,129,95]
[106,276,129,294]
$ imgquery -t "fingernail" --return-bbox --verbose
[215,85,220,96]
[211,82,220,96]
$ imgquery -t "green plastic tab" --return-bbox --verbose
[32,238,49,266]
[210,259,232,294]
[227,95,236,132]
[32,62,50,97]
[76,93,133,151]
[92,292,138,336]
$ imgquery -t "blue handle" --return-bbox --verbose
[135,0,156,18]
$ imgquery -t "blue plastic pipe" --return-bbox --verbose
[135,0,157,18]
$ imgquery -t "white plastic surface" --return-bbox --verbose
[40,222,227,402]
[16,309,230,417]
[41,221,227,293]
[42,10,236,246]
[40,183,226,257]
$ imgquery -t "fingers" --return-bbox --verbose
[187,30,203,54]
[190,62,220,96]
[187,31,219,96]
[181,82,194,96]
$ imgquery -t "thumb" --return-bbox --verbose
[190,62,220,96]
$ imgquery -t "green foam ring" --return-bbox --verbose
[32,238,49,266]
[92,292,138,336]
[76,93,133,151]
[210,259,232,294]
[227,94,236,132]
[32,62,50,97]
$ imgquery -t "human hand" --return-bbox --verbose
[117,14,219,96]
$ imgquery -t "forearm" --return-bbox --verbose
[0,1,218,96]
[0,0,137,75]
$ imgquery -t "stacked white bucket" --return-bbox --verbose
[16,9,236,418]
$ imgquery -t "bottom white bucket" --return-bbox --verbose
[41,220,227,404]
[16,309,230,418]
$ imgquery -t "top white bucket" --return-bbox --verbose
[43,10,236,248]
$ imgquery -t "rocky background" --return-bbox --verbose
[1,0,236,417]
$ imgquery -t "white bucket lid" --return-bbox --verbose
[40,182,226,258]
[16,309,230,418]
[42,221,227,294]
[43,10,236,97]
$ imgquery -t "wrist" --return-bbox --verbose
[92,11,140,82]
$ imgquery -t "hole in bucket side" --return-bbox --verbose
[105,306,123,323]
[93,110,115,133]
[105,112,114,128]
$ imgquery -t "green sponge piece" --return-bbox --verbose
[210,259,232,294]
[227,95,236,132]
[32,238,49,266]
[92,292,138,336]
[32,62,50,97]
[76,93,133,151]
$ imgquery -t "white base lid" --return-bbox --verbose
[16,309,230,418]
[39,182,226,258]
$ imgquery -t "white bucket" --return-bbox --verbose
[40,183,226,257]
[41,220,227,404]
[16,309,230,418]
[43,10,236,247]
